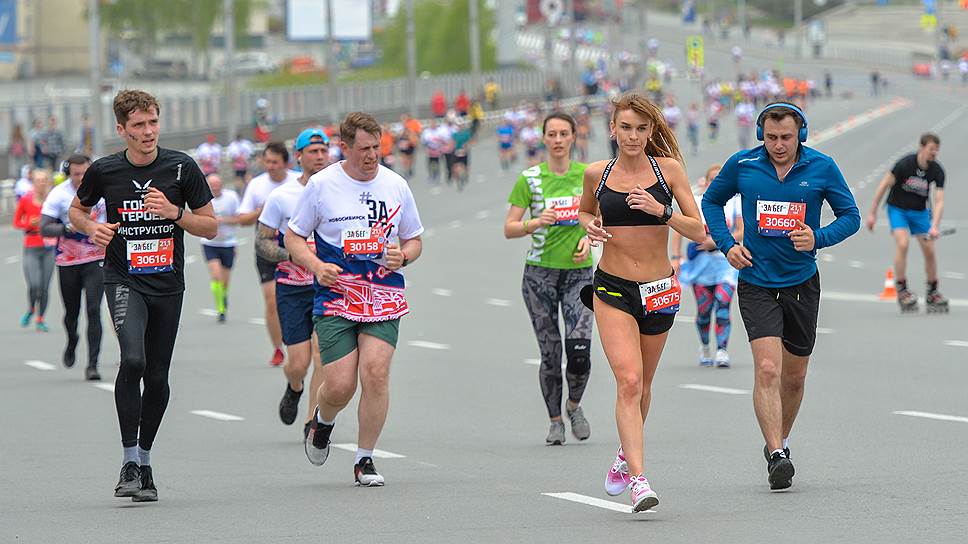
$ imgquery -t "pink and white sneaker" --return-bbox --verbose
[628,475,659,512]
[604,447,630,496]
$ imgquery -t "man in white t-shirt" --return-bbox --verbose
[735,99,757,150]
[202,173,241,323]
[39,154,106,380]
[258,128,329,437]
[287,112,424,487]
[227,133,255,185]
[195,134,223,176]
[237,142,301,367]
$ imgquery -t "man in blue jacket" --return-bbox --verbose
[702,103,860,491]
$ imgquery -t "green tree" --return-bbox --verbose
[376,0,497,77]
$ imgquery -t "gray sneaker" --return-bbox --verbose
[567,406,591,441]
[546,421,566,445]
[305,409,334,466]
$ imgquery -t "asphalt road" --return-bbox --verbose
[2,44,967,543]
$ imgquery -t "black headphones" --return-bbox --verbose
[62,153,92,176]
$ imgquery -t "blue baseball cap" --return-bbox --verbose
[294,127,329,151]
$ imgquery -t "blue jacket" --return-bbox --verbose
[702,145,860,288]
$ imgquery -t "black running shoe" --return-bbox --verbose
[354,456,385,487]
[303,421,312,440]
[763,445,791,463]
[767,451,795,490]
[132,465,158,502]
[278,385,302,425]
[85,366,101,381]
[114,461,141,497]
[305,410,334,466]
[63,348,76,368]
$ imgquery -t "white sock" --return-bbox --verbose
[782,438,789,450]
[122,446,139,465]
[771,449,786,458]
[138,446,151,466]
[355,448,374,464]
[316,412,335,426]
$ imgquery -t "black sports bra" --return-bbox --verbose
[594,156,673,227]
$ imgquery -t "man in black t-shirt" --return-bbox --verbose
[865,132,947,311]
[69,90,217,502]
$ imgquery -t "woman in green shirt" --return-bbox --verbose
[504,112,594,446]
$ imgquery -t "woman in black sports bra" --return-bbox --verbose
[577,91,705,512]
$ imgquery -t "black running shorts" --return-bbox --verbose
[579,268,676,336]
[737,272,821,357]
[255,255,277,284]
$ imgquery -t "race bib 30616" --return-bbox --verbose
[757,200,806,237]
[126,238,174,274]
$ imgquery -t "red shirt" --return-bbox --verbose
[13,192,45,248]
[431,93,447,117]
[455,93,470,113]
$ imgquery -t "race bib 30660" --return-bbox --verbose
[757,200,806,237]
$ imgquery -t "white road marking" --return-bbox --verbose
[674,315,696,324]
[332,443,407,459]
[24,360,56,371]
[423,228,436,238]
[542,492,643,514]
[678,384,750,395]
[407,340,451,350]
[431,288,453,297]
[943,340,968,348]
[4,255,20,264]
[186,255,197,264]
[816,327,835,334]
[847,260,864,269]
[248,317,266,326]
[524,358,541,366]
[811,97,912,145]
[485,298,512,307]
[820,254,835,263]
[429,187,443,195]
[475,210,490,220]
[93,383,115,393]
[893,411,968,424]
[198,309,218,317]
[943,271,966,280]
[190,410,245,421]
[449,220,463,229]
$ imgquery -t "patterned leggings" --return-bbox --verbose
[521,265,594,419]
[692,283,735,350]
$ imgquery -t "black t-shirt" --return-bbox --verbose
[887,153,945,211]
[77,147,213,296]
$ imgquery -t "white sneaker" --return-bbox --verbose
[699,345,713,367]
[715,348,730,368]
[604,447,630,496]
[628,475,659,512]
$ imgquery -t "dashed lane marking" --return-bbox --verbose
[24,360,56,371]
[943,340,968,348]
[894,411,968,424]
[407,340,451,350]
[93,383,115,393]
[191,410,245,421]
[485,298,512,307]
[247,317,267,326]
[332,443,406,459]
[542,492,644,514]
[431,288,453,297]
[678,384,750,395]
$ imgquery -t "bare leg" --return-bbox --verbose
[356,334,396,450]
[751,337,784,452]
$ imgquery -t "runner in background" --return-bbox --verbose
[195,134,223,177]
[14,169,56,333]
[202,173,241,323]
[227,133,254,187]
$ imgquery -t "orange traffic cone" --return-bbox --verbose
[879,268,897,300]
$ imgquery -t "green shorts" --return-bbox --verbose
[313,315,400,364]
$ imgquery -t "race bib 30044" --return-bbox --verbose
[545,196,581,226]
[342,226,386,261]
[639,276,681,315]
[757,200,806,237]
[126,238,174,274]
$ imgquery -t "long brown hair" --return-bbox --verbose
[611,91,683,164]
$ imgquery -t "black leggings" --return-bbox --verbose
[521,265,594,419]
[58,261,104,366]
[105,284,183,450]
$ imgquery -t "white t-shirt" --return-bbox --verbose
[14,177,32,199]
[41,181,106,266]
[519,126,539,149]
[239,170,299,214]
[288,162,424,321]
[195,142,223,174]
[663,105,682,127]
[203,189,241,247]
[735,102,756,127]
[258,180,314,286]
[227,139,254,171]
